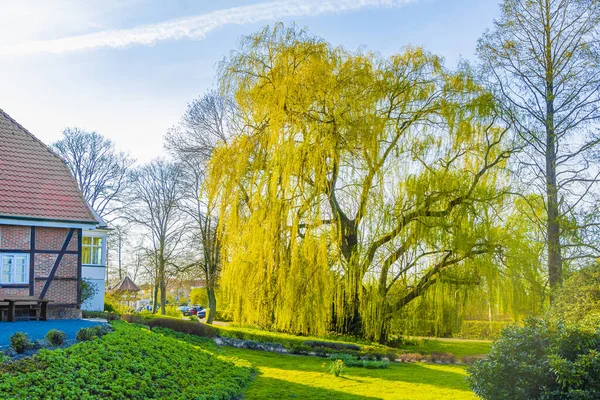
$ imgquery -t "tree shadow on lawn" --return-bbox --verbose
[226,348,471,391]
[244,376,380,400]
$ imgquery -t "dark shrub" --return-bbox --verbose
[397,353,424,363]
[429,352,457,364]
[121,314,144,324]
[45,329,67,347]
[9,332,31,354]
[104,302,116,313]
[145,317,219,338]
[82,310,120,321]
[469,318,600,399]
[304,340,361,352]
[76,327,98,341]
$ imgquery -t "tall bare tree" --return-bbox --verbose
[52,127,134,220]
[126,160,185,315]
[478,0,600,297]
[165,90,237,323]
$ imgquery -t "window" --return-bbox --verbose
[82,237,104,265]
[0,254,29,284]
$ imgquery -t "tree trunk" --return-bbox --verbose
[152,281,159,314]
[160,278,167,315]
[544,3,562,301]
[206,286,217,324]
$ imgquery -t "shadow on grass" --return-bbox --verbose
[348,362,471,391]
[244,375,380,400]
[223,347,471,392]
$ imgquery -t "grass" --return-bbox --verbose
[157,326,480,399]
[223,346,476,399]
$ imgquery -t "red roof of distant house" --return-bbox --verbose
[0,109,98,224]
[111,276,141,292]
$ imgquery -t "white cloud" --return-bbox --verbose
[0,0,417,56]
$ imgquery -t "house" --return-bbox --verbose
[0,109,107,318]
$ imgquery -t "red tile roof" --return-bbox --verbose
[0,109,98,224]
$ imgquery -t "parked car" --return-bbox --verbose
[184,306,206,318]
[177,305,190,314]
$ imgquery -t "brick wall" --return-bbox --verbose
[0,225,30,249]
[0,224,81,319]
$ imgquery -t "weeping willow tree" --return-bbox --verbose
[208,24,531,342]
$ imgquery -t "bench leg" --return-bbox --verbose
[41,302,48,321]
[8,302,15,322]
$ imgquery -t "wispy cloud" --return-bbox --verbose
[0,0,417,56]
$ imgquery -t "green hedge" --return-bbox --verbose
[0,321,254,399]
[455,321,511,340]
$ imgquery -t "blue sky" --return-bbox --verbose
[0,0,499,162]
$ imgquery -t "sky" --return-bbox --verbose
[0,0,500,163]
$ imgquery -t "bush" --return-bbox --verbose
[76,327,98,341]
[104,302,116,313]
[9,332,31,354]
[305,340,361,352]
[164,305,182,317]
[145,317,219,338]
[469,318,600,399]
[0,321,254,399]
[82,310,120,321]
[45,330,66,347]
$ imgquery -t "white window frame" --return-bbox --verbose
[0,253,29,285]
[82,236,104,266]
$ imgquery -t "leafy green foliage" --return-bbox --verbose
[80,278,98,305]
[325,359,345,377]
[552,263,600,326]
[469,318,600,399]
[45,330,66,347]
[76,325,112,342]
[0,321,254,399]
[329,353,389,369]
[9,332,31,354]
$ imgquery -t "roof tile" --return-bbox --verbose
[0,108,98,223]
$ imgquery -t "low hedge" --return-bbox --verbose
[82,310,121,321]
[0,321,254,399]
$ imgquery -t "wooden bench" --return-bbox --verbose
[0,297,50,322]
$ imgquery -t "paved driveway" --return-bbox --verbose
[0,319,105,348]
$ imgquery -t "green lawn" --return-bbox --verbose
[220,346,477,399]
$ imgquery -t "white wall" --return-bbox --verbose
[81,229,108,312]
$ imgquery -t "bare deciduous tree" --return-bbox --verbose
[165,90,237,323]
[52,127,134,220]
[478,0,600,297]
[126,159,186,315]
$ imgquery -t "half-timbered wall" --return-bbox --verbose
[0,224,82,319]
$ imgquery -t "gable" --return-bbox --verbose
[0,109,97,224]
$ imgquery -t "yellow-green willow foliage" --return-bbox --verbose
[208,24,529,342]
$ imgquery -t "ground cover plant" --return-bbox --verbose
[0,321,254,399]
